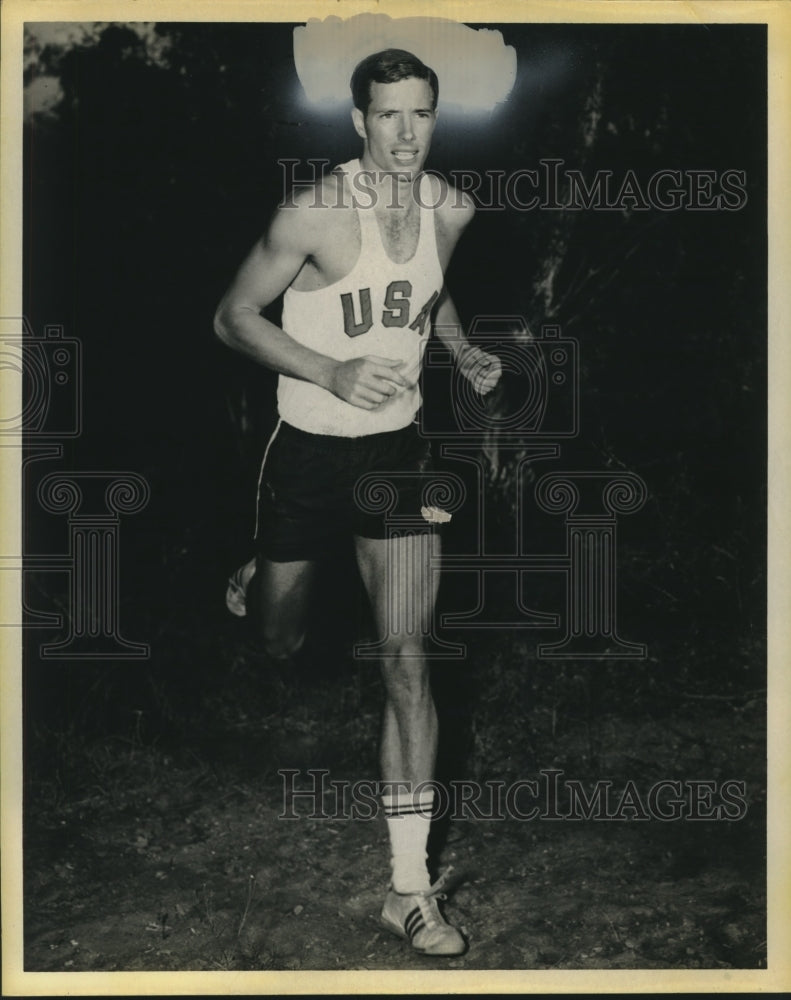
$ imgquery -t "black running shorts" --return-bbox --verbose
[255,420,437,562]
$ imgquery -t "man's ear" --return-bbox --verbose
[351,107,367,141]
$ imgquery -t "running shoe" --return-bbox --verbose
[225,557,256,617]
[380,870,466,956]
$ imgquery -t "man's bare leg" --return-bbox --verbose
[254,556,316,660]
[355,530,464,954]
[354,532,438,790]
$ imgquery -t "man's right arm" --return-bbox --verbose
[214,201,337,391]
[214,199,407,409]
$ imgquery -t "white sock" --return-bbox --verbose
[382,786,434,893]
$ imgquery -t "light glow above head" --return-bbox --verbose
[293,14,517,113]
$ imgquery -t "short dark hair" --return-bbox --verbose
[350,48,439,115]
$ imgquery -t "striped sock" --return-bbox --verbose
[382,786,434,893]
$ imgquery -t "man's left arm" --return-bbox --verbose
[434,287,503,396]
[432,185,502,395]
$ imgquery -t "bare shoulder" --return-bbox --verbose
[287,168,347,211]
[424,173,476,232]
[267,170,351,253]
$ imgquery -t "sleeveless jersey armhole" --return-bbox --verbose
[418,172,440,260]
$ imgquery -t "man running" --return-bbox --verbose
[215,48,501,956]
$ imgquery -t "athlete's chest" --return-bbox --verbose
[374,206,421,264]
[294,204,447,292]
[288,204,442,339]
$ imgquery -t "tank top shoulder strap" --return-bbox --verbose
[339,158,381,259]
[416,172,440,261]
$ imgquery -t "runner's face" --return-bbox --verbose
[353,77,437,177]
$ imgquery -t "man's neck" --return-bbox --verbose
[358,162,420,213]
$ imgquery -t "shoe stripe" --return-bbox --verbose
[407,917,425,941]
[404,907,425,939]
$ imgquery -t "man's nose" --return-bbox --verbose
[399,116,415,140]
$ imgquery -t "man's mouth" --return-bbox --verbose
[393,150,419,162]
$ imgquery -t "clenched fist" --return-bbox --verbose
[458,345,503,395]
[328,356,408,409]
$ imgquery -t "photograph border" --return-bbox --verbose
[2,0,789,994]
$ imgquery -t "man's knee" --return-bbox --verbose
[381,638,430,698]
[380,634,427,662]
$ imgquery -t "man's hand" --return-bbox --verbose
[458,345,503,395]
[328,356,408,409]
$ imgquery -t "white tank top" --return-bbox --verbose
[277,159,444,436]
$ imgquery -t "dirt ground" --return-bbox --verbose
[24,680,765,974]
